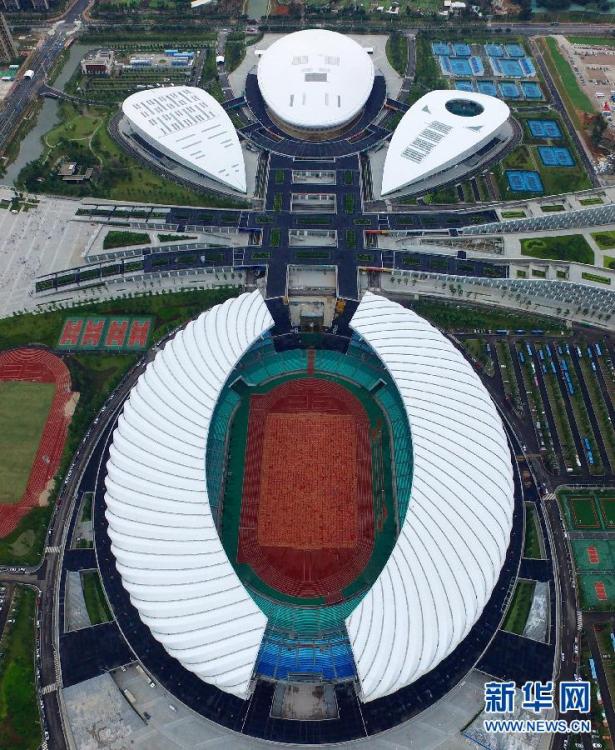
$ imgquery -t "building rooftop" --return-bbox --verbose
[256,29,375,131]
[122,86,246,192]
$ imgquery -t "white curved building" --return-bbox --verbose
[122,86,246,192]
[104,290,514,702]
[104,292,271,698]
[382,90,511,196]
[346,292,514,701]
[256,29,375,134]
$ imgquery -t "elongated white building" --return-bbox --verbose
[122,86,247,192]
[382,90,511,196]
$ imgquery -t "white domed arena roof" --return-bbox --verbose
[104,290,514,703]
[122,86,246,192]
[381,89,510,196]
[256,29,375,131]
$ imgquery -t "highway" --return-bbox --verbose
[0,0,90,155]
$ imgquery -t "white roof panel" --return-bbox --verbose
[122,86,246,192]
[381,90,510,195]
[104,290,272,698]
[257,29,374,130]
[346,292,514,701]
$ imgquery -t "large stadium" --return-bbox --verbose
[97,289,520,742]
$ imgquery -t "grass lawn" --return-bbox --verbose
[386,32,408,76]
[605,256,615,270]
[408,300,564,332]
[542,37,594,123]
[592,230,615,250]
[520,235,594,265]
[582,272,611,285]
[503,580,536,635]
[80,492,93,523]
[0,587,41,750]
[45,108,102,148]
[81,570,112,625]
[579,196,603,206]
[568,36,615,48]
[157,234,196,243]
[502,210,526,219]
[524,503,543,559]
[102,230,150,250]
[0,382,55,505]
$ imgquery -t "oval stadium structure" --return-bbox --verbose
[102,289,516,741]
[256,29,375,135]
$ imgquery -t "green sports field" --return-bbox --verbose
[571,539,615,572]
[559,489,615,531]
[578,573,615,609]
[0,381,55,505]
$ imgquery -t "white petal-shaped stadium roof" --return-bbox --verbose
[104,290,272,698]
[381,90,510,196]
[122,86,246,192]
[105,290,513,703]
[346,292,514,701]
[257,29,375,131]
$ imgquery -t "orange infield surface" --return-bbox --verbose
[0,348,73,537]
[238,378,374,599]
[258,413,358,550]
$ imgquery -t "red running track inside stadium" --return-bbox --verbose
[237,378,374,600]
[0,348,73,537]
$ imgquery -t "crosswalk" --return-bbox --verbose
[41,683,57,695]
[53,648,62,684]
[45,546,61,555]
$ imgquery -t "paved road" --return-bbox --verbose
[0,0,90,155]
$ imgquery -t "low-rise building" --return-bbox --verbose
[124,50,194,70]
[80,49,115,76]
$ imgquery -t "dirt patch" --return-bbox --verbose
[64,391,80,419]
[37,478,55,508]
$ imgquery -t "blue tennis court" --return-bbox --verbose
[521,81,543,100]
[527,119,562,139]
[506,43,525,58]
[497,58,524,77]
[506,170,544,193]
[499,81,521,99]
[485,43,504,57]
[441,56,473,76]
[520,58,536,76]
[477,80,498,96]
[538,146,575,167]
[452,42,472,57]
[432,42,450,55]
[455,79,474,92]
